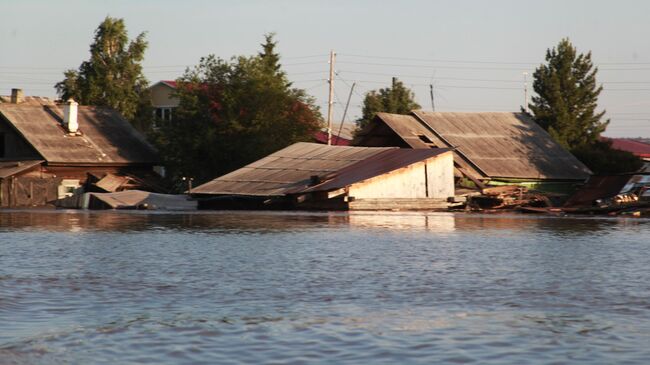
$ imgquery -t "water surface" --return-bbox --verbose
[1,210,649,364]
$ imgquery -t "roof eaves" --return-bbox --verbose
[0,107,47,161]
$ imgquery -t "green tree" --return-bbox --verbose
[356,78,420,130]
[55,16,150,125]
[152,34,322,186]
[530,38,642,173]
[529,38,607,149]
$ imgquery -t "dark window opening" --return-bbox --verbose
[0,133,5,158]
[153,107,174,129]
[418,134,434,144]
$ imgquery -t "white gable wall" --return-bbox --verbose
[347,151,454,199]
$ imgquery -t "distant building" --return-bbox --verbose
[312,123,356,146]
[605,137,650,172]
[353,111,592,192]
[192,142,454,210]
[149,80,179,122]
[312,130,351,145]
[0,89,162,207]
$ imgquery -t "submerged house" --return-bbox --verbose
[353,111,592,192]
[0,89,161,207]
[191,142,455,210]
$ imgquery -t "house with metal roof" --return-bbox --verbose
[0,89,162,207]
[149,80,179,122]
[353,111,592,192]
[192,142,455,210]
[605,137,650,172]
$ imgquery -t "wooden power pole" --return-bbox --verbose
[327,50,336,145]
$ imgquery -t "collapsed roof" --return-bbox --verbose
[192,142,451,197]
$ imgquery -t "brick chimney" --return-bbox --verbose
[10,88,23,104]
[63,99,79,133]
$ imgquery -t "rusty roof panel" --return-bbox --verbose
[564,175,635,207]
[0,104,159,165]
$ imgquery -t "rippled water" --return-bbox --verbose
[1,210,650,364]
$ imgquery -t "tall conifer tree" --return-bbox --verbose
[530,38,642,173]
[529,38,607,149]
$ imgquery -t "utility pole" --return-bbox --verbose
[523,72,529,113]
[327,50,336,145]
[335,82,355,145]
[429,84,435,112]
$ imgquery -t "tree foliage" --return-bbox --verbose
[55,17,150,124]
[572,140,643,175]
[529,38,608,149]
[356,78,420,130]
[151,34,322,186]
[530,38,642,174]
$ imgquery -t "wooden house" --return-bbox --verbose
[353,111,592,192]
[0,89,162,207]
[191,142,455,210]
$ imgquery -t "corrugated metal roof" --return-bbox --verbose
[192,142,400,196]
[361,111,591,180]
[0,104,159,165]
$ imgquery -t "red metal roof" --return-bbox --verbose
[161,80,178,89]
[606,138,650,158]
[313,130,351,146]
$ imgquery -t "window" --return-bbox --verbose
[153,107,174,129]
[154,107,173,121]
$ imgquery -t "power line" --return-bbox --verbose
[337,61,533,71]
[338,53,650,66]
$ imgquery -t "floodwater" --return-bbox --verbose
[1,210,650,365]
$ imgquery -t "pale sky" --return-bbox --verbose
[2,0,650,137]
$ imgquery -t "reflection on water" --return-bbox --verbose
[1,209,647,234]
[1,210,650,364]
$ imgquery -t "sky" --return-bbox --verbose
[1,0,650,137]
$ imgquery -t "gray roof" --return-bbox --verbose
[358,111,591,180]
[192,142,450,197]
[0,104,159,165]
[0,95,55,106]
